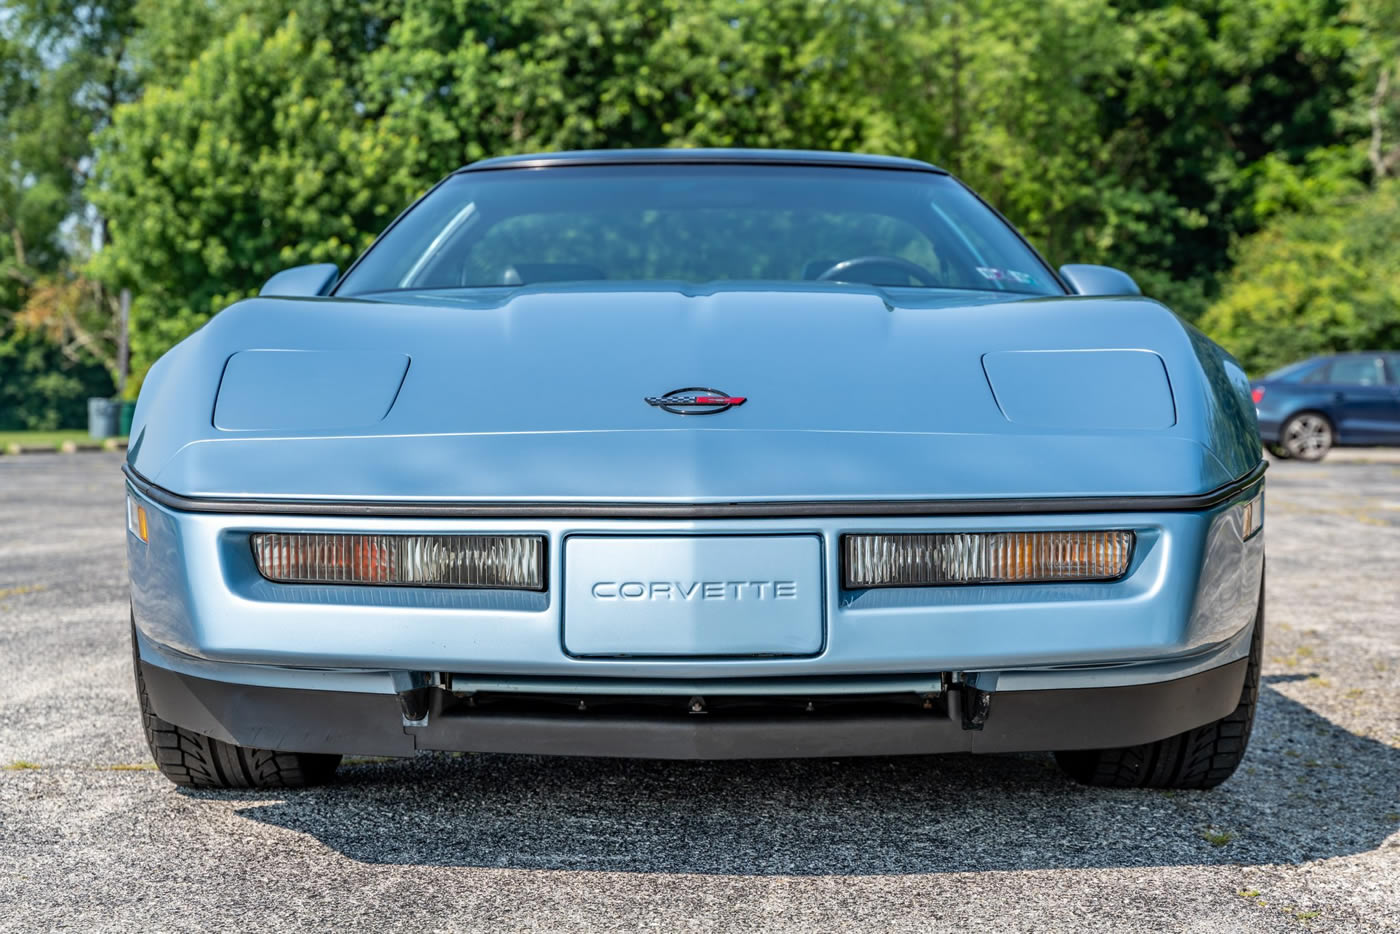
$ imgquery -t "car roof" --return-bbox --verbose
[457,148,947,175]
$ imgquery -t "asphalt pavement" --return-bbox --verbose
[0,451,1396,932]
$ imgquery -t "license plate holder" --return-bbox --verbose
[563,535,824,657]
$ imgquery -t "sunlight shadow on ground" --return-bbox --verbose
[214,685,1399,875]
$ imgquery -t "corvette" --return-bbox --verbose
[124,149,1266,790]
[589,582,798,600]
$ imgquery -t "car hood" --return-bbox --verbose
[128,284,1254,503]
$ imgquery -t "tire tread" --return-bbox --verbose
[1055,582,1263,790]
[132,623,339,789]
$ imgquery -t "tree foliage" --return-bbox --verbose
[90,12,388,375]
[1200,182,1400,374]
[0,1,133,413]
[1199,0,1400,373]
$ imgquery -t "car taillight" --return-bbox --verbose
[1251,387,1264,404]
[250,533,546,590]
[843,531,1134,588]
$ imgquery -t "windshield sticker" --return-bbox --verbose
[978,266,1036,286]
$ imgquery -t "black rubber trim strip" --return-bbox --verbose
[454,155,949,175]
[122,460,1266,520]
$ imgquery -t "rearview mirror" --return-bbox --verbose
[259,263,339,297]
[1059,264,1141,297]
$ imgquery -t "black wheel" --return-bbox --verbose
[1265,443,1291,460]
[133,625,340,789]
[1054,583,1263,790]
[1280,412,1333,461]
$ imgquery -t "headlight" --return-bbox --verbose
[843,530,1134,588]
[251,533,546,590]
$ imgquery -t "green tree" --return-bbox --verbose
[0,1,135,420]
[90,13,393,378]
[1349,0,1400,181]
[1200,181,1400,375]
[1092,0,1361,318]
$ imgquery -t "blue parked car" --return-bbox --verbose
[124,149,1266,791]
[1252,353,1400,461]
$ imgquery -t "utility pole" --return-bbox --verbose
[116,288,130,396]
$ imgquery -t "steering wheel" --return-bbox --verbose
[815,255,942,287]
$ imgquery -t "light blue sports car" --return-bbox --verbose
[124,149,1265,790]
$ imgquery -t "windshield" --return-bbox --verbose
[336,164,1062,297]
[1263,359,1323,382]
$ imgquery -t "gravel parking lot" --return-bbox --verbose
[1,452,1396,932]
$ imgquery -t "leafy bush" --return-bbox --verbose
[0,330,113,431]
[1201,182,1400,376]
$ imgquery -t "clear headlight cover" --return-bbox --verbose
[251,533,545,590]
[843,530,1134,589]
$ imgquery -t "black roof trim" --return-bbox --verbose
[456,148,947,175]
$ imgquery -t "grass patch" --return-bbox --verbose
[105,762,157,771]
[3,761,40,770]
[0,584,44,600]
[0,430,91,449]
[1200,827,1235,847]
[0,431,126,452]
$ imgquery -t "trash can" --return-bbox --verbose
[118,402,136,438]
[87,397,121,439]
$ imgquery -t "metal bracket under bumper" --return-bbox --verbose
[137,656,1248,760]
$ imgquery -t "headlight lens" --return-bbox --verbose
[843,530,1134,588]
[251,533,545,590]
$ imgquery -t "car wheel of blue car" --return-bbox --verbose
[1281,412,1333,461]
[1053,578,1263,790]
[132,623,341,789]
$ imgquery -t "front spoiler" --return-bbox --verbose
[138,656,1247,760]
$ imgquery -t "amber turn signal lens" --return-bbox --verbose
[843,530,1134,588]
[1239,492,1263,540]
[251,533,545,590]
[126,495,148,543]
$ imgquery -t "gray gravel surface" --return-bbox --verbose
[1,451,1396,932]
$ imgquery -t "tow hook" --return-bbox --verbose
[397,688,432,726]
[392,671,435,726]
[960,685,991,731]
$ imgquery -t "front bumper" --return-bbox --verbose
[127,472,1264,757]
[127,492,1264,676]
[137,651,1249,758]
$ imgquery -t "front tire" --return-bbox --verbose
[1054,585,1263,790]
[133,625,340,789]
[1281,412,1333,461]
